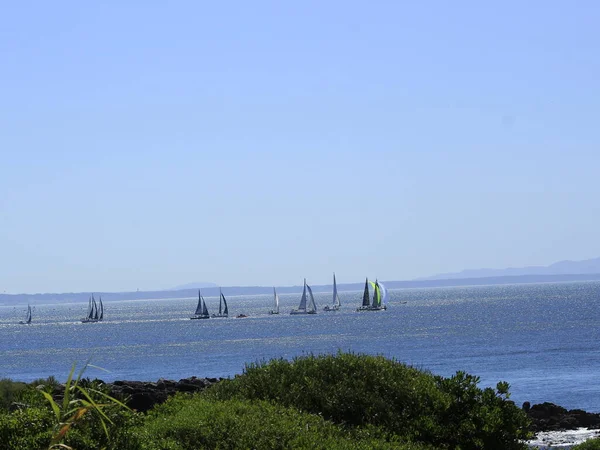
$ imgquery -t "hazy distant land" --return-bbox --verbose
[2,256,600,305]
[419,256,600,280]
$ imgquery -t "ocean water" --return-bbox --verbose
[1,281,599,412]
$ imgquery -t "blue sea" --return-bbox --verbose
[1,281,599,412]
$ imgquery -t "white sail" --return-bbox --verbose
[306,283,316,312]
[378,281,388,306]
[273,287,280,313]
[297,279,307,311]
[194,291,204,315]
[333,273,341,307]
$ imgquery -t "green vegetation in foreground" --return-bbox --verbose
[0,352,531,449]
[573,439,600,449]
[138,395,427,450]
[205,352,532,449]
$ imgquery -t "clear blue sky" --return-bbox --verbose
[1,1,599,294]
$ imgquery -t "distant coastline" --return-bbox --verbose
[2,272,600,305]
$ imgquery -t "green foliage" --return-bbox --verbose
[434,372,531,449]
[0,406,54,449]
[573,439,600,449]
[0,353,533,449]
[32,375,61,393]
[205,352,531,449]
[0,404,141,450]
[40,362,132,450]
[0,378,28,410]
[137,394,426,450]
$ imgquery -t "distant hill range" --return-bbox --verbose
[2,258,600,306]
[418,257,600,280]
[169,282,218,290]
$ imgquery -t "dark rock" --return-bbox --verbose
[177,382,201,392]
[104,377,222,412]
[129,392,166,412]
[526,402,600,432]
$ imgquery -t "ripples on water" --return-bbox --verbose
[1,282,599,411]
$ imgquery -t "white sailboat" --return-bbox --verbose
[290,278,317,315]
[323,273,341,311]
[269,287,280,314]
[19,305,32,324]
[191,290,210,319]
[212,289,229,318]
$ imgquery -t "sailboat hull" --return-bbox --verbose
[269,310,279,315]
[81,318,100,323]
[356,305,387,312]
[211,314,228,318]
[323,305,340,311]
[290,309,317,315]
[190,315,210,320]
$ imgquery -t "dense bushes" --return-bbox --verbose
[0,353,532,449]
[138,394,427,450]
[574,440,600,449]
[205,352,531,449]
[0,378,28,410]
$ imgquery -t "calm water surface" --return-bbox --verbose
[1,282,599,411]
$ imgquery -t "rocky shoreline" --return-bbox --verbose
[107,377,225,412]
[524,402,600,433]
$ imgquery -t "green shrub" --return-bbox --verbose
[0,406,54,449]
[205,352,530,449]
[573,439,600,449]
[434,372,531,449]
[0,378,28,411]
[0,404,141,450]
[137,394,427,450]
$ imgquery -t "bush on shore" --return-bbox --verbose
[138,394,428,450]
[205,352,531,449]
[0,352,531,449]
[573,439,600,449]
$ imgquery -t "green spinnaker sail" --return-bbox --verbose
[370,280,381,308]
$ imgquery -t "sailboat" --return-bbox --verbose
[191,290,210,319]
[82,294,104,323]
[369,279,387,311]
[19,305,32,324]
[356,278,371,311]
[269,287,280,314]
[212,289,229,318]
[356,278,388,311]
[323,273,341,311]
[290,278,317,315]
